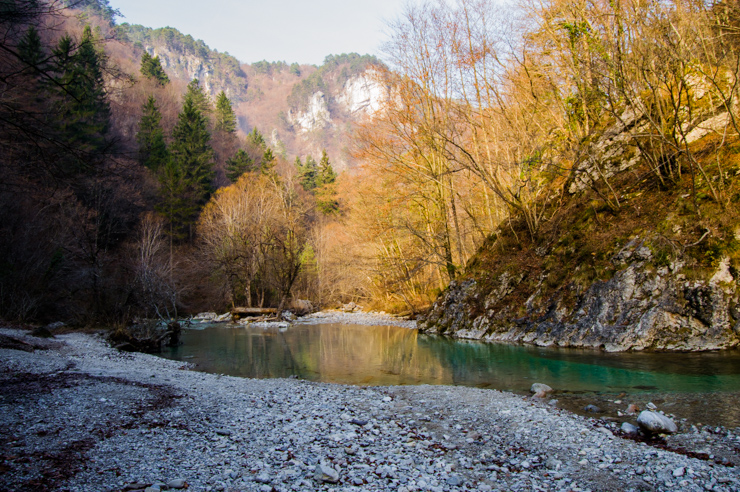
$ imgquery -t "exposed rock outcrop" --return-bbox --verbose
[419,239,740,351]
[288,91,333,133]
[337,70,386,117]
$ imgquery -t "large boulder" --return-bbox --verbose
[637,411,678,434]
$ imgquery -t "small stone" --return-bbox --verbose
[635,466,645,475]
[350,419,368,426]
[479,485,493,491]
[646,402,657,410]
[621,422,639,435]
[626,404,639,414]
[673,467,685,478]
[167,479,187,489]
[144,487,160,492]
[530,383,553,395]
[546,457,562,470]
[637,411,677,434]
[447,475,463,486]
[215,428,232,436]
[123,483,151,491]
[382,396,392,402]
[584,404,601,413]
[316,463,340,483]
[255,473,271,484]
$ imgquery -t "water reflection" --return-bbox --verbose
[162,323,740,395]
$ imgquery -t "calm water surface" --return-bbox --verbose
[162,323,740,395]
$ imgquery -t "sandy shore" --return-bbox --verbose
[1,327,739,492]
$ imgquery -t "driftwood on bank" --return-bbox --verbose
[231,307,277,320]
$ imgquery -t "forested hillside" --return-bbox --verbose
[3,0,739,352]
[0,0,367,325]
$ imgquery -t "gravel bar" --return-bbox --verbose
[1,328,739,492]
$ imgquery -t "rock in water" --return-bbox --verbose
[583,404,602,413]
[316,463,340,483]
[530,383,553,398]
[637,411,677,434]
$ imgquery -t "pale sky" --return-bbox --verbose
[109,0,408,66]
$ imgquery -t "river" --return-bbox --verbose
[161,322,740,427]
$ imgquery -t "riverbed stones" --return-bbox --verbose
[637,411,678,434]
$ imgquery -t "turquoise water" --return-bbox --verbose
[161,323,740,395]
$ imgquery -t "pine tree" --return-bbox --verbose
[298,155,318,191]
[184,78,211,116]
[225,149,254,182]
[140,51,169,85]
[316,149,339,215]
[247,127,266,149]
[260,148,276,175]
[168,96,215,236]
[156,159,199,242]
[316,149,337,186]
[51,26,110,172]
[214,91,237,133]
[18,26,43,67]
[136,95,168,171]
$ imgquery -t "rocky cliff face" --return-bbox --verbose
[419,237,740,351]
[337,71,386,117]
[288,71,386,134]
[287,91,333,133]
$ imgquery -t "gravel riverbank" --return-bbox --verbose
[1,327,739,492]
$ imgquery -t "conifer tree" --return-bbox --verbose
[247,127,266,149]
[136,95,168,171]
[18,26,42,67]
[51,26,110,172]
[315,150,339,214]
[140,51,169,85]
[225,149,254,182]
[156,159,198,242]
[316,149,337,186]
[184,78,211,116]
[297,154,317,191]
[214,90,237,133]
[260,148,276,175]
[167,96,215,236]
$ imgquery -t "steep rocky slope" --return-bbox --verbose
[419,112,740,352]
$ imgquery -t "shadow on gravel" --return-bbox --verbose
[0,371,180,491]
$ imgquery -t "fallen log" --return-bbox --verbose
[231,307,277,319]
